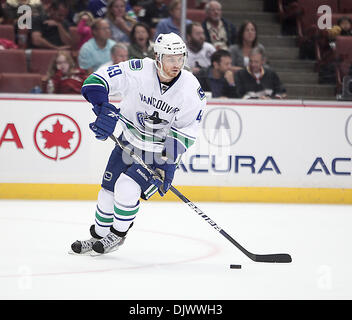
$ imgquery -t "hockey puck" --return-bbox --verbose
[230,264,242,269]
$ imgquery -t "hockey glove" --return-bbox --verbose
[89,103,120,141]
[91,102,117,116]
[149,161,177,197]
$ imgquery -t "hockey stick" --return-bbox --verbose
[109,134,292,263]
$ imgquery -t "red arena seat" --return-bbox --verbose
[0,73,42,93]
[0,24,15,42]
[29,49,58,75]
[0,49,27,73]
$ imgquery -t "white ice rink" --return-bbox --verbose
[0,199,351,300]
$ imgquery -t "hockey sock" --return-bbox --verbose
[95,188,114,237]
[113,200,140,233]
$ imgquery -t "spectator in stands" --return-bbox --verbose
[128,22,154,59]
[31,0,72,50]
[45,50,87,94]
[235,47,286,99]
[65,0,90,25]
[88,0,108,18]
[78,18,116,73]
[127,0,145,21]
[229,21,265,72]
[201,0,236,50]
[196,49,237,98]
[76,11,94,49]
[154,0,191,40]
[100,43,129,68]
[139,0,168,33]
[327,16,352,41]
[106,0,137,44]
[186,22,216,75]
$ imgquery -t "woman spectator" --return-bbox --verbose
[45,51,87,94]
[128,22,154,59]
[228,21,265,73]
[76,11,94,49]
[106,0,137,44]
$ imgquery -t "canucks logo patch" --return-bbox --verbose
[197,86,206,100]
[129,59,143,71]
[136,111,169,132]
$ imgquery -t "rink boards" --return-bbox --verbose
[0,94,352,203]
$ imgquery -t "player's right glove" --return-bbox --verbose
[149,160,177,197]
[89,103,120,141]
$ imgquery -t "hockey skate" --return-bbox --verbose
[69,225,102,255]
[91,227,127,255]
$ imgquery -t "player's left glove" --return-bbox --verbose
[89,103,120,141]
[149,160,177,197]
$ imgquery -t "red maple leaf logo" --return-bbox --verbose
[41,120,74,160]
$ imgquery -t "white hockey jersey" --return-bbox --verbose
[84,58,207,154]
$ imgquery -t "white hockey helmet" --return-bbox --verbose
[154,32,187,56]
[154,32,187,78]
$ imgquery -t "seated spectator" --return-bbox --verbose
[88,0,108,18]
[66,1,89,25]
[106,0,137,44]
[127,0,145,21]
[235,47,286,99]
[76,11,94,50]
[195,49,237,98]
[186,22,216,74]
[128,22,154,59]
[100,43,129,68]
[327,16,352,42]
[154,0,191,40]
[78,18,117,73]
[201,0,236,50]
[31,0,72,50]
[139,0,168,33]
[44,50,87,94]
[229,21,265,72]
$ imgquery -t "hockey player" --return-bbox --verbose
[70,32,206,255]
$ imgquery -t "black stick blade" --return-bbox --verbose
[253,253,292,263]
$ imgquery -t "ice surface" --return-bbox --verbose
[0,199,351,299]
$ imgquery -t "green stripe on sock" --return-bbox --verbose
[114,206,139,216]
[95,211,113,223]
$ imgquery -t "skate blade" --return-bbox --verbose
[90,246,120,256]
[68,249,93,256]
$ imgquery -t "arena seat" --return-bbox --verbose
[0,24,15,42]
[0,49,27,73]
[69,26,80,51]
[296,0,338,40]
[187,9,206,23]
[0,73,42,93]
[335,36,352,93]
[339,0,352,13]
[29,49,58,75]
